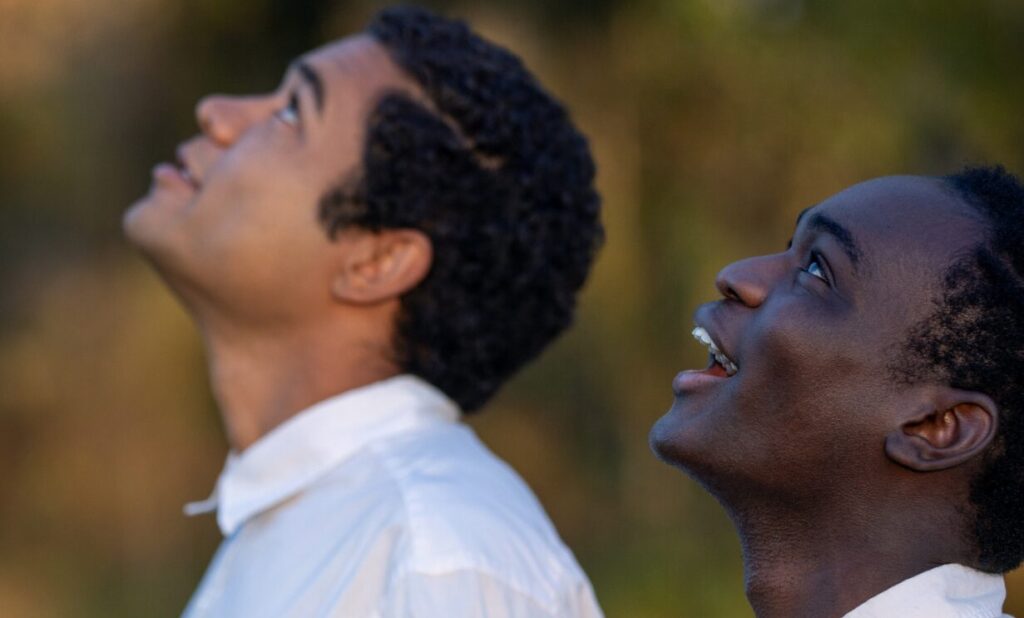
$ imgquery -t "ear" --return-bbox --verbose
[885,388,998,472]
[330,228,433,305]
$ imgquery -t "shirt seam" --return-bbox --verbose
[367,439,417,594]
[368,437,564,615]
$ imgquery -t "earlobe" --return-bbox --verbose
[330,229,433,305]
[885,390,998,472]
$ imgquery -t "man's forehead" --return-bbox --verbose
[300,34,409,88]
[303,35,379,67]
[802,175,982,249]
[291,33,423,117]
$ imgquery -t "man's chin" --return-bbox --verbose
[123,168,200,232]
[123,200,152,246]
[122,197,203,304]
[649,403,702,468]
[123,189,193,250]
[649,396,730,473]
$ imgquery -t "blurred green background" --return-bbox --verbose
[2,0,1023,616]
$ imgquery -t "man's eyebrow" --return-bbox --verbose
[795,207,811,225]
[292,61,324,114]
[807,212,863,268]
[786,207,813,249]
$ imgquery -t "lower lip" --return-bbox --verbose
[151,162,196,192]
[672,369,729,395]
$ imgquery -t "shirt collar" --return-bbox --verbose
[844,563,1007,618]
[184,374,460,536]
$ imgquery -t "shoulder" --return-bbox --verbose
[368,422,594,611]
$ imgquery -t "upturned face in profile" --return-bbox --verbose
[650,176,996,505]
[123,35,424,325]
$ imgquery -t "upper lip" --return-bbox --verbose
[692,304,740,375]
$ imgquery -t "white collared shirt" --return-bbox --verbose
[844,563,1012,618]
[182,375,603,618]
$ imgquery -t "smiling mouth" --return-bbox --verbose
[175,156,200,190]
[692,326,739,377]
[671,324,740,396]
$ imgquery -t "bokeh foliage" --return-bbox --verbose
[1,0,1023,616]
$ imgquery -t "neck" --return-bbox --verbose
[198,313,399,452]
[727,488,966,618]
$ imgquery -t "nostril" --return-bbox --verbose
[195,95,236,146]
[198,116,214,135]
[714,255,777,308]
[715,272,742,303]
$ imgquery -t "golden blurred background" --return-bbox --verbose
[1,0,1023,615]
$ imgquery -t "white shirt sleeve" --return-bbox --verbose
[381,568,604,618]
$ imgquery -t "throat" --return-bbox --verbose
[734,504,968,618]
[200,322,399,452]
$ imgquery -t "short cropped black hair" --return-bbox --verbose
[894,165,1024,573]
[317,6,602,411]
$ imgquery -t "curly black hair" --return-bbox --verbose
[893,165,1024,573]
[316,6,602,412]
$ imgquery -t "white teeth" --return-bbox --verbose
[692,326,713,347]
[691,326,739,376]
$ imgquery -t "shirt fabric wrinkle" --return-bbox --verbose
[181,374,602,618]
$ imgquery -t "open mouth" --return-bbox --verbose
[692,325,739,377]
[175,156,200,190]
[672,323,740,396]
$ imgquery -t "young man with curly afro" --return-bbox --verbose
[123,6,604,617]
[651,166,1024,617]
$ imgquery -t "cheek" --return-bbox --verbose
[739,298,872,414]
[739,302,897,459]
[196,199,323,277]
[180,186,330,308]
[192,144,324,249]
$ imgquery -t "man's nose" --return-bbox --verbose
[714,254,786,308]
[195,95,261,146]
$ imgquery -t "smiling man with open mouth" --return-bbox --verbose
[651,166,1024,618]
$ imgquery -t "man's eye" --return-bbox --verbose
[275,92,300,127]
[802,254,828,283]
